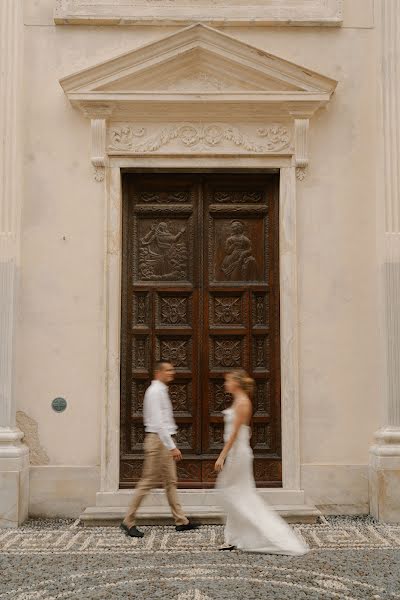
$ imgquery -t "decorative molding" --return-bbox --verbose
[101,158,303,500]
[108,123,293,155]
[80,105,114,181]
[0,0,29,529]
[54,0,344,26]
[80,103,114,119]
[280,166,301,489]
[371,0,400,439]
[209,204,268,214]
[0,0,27,487]
[136,190,189,204]
[0,259,17,427]
[133,204,192,215]
[213,190,263,203]
[294,118,309,168]
[60,24,337,174]
[296,167,308,181]
[90,118,108,180]
[0,1,23,240]
[60,24,338,100]
[94,166,105,182]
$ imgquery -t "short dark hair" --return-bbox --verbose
[154,360,173,373]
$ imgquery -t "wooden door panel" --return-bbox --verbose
[203,175,281,484]
[120,175,202,486]
[120,173,282,488]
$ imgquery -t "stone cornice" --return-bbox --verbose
[59,24,338,179]
[59,24,337,123]
[54,0,343,27]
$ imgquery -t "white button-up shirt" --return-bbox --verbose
[143,379,177,450]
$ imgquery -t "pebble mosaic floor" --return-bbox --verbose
[1,516,399,599]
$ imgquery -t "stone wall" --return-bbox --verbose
[14,0,379,515]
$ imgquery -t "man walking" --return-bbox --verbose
[121,360,197,537]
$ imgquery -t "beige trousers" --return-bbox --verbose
[124,433,189,528]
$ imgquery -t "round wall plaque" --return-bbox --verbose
[52,397,67,413]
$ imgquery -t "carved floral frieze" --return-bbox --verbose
[107,123,293,155]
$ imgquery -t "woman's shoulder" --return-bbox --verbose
[234,397,252,414]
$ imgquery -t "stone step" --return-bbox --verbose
[80,504,320,526]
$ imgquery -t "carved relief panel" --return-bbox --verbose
[108,123,293,155]
[120,175,200,472]
[210,218,265,283]
[120,174,281,488]
[134,217,192,283]
[202,175,280,471]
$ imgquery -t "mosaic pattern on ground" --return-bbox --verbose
[0,517,399,599]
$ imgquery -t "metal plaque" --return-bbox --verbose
[52,397,67,413]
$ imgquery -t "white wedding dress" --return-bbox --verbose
[216,407,309,555]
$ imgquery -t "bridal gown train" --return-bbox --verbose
[216,408,309,555]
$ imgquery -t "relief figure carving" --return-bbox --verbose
[220,221,257,281]
[139,221,187,280]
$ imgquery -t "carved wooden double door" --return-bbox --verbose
[120,173,281,488]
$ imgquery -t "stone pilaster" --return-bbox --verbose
[0,0,29,528]
[369,0,400,523]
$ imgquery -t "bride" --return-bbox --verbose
[214,369,309,555]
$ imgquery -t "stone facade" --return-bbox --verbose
[2,0,399,525]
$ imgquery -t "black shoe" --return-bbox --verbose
[218,543,236,551]
[120,522,144,538]
[175,521,198,532]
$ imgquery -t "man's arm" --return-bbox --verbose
[145,386,177,451]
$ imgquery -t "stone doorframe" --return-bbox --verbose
[59,23,337,507]
[103,157,299,495]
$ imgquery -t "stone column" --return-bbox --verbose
[0,0,29,527]
[369,0,400,523]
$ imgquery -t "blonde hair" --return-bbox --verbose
[229,368,255,397]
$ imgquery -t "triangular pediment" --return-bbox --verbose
[93,47,303,93]
[60,23,337,104]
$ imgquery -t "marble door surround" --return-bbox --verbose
[60,24,338,515]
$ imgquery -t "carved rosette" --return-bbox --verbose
[212,338,243,369]
[211,296,242,326]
